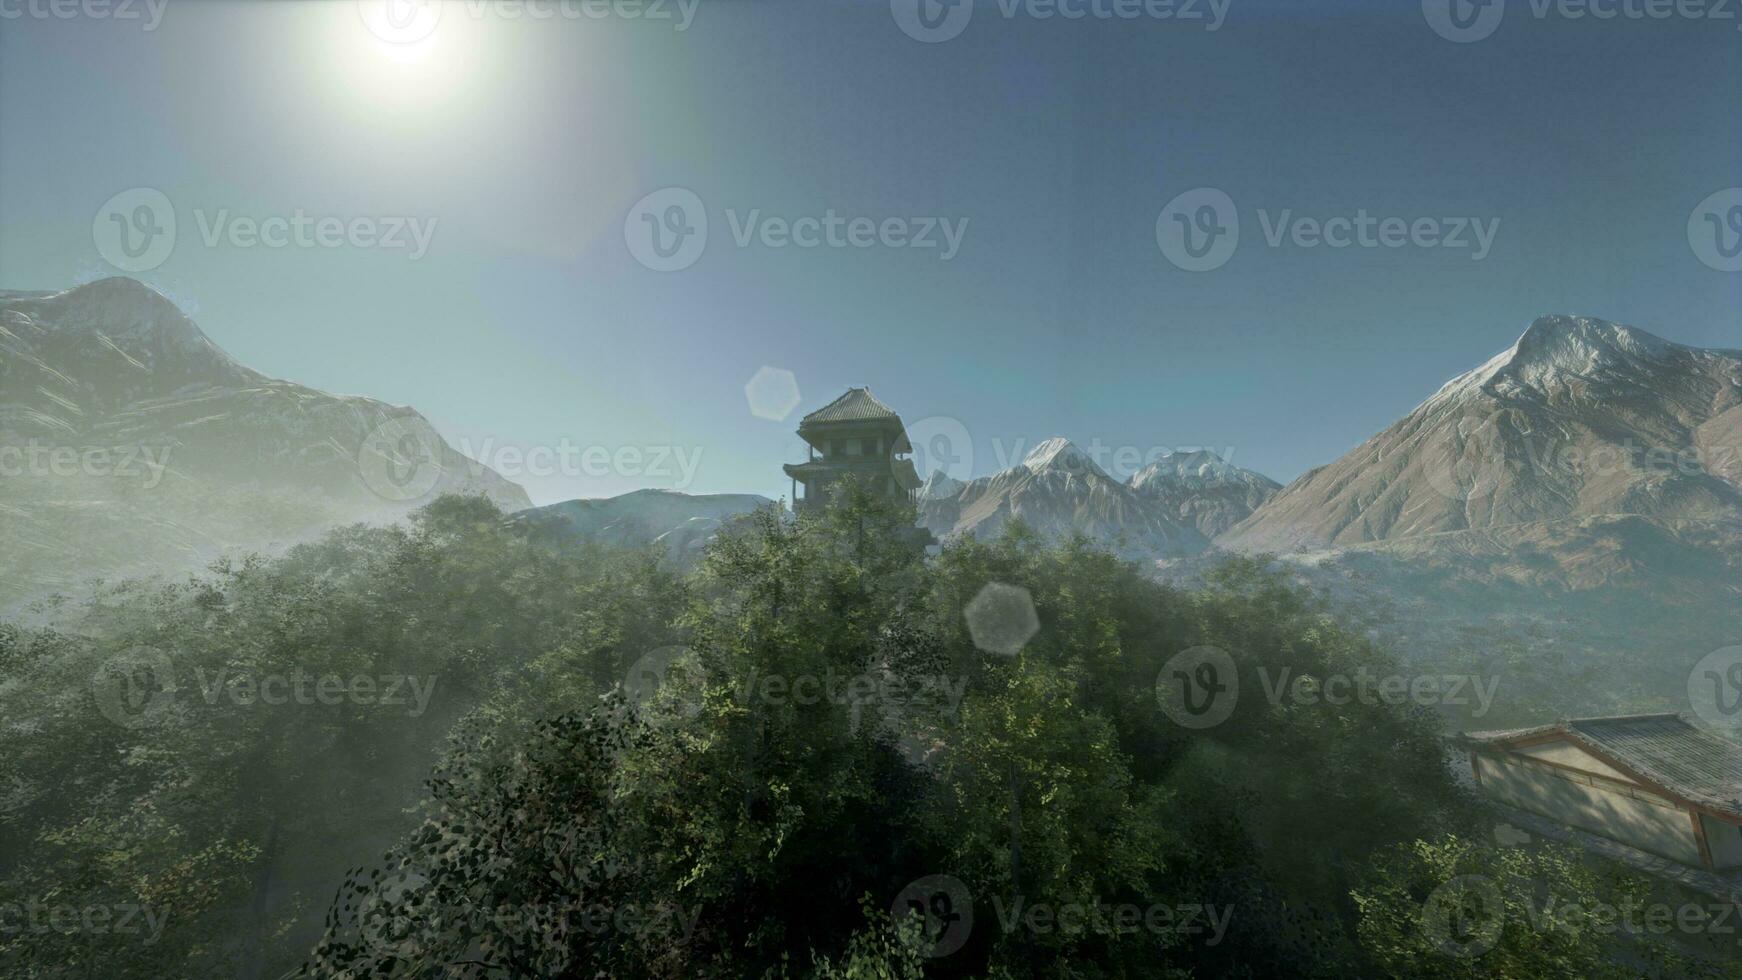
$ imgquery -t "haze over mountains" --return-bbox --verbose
[0,278,527,606]
[5,279,1738,713]
[511,489,773,560]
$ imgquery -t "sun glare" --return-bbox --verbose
[327,1,488,121]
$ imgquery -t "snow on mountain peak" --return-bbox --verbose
[1022,437,1104,476]
[1509,315,1679,378]
[1423,315,1699,410]
[919,469,965,500]
[1130,450,1273,492]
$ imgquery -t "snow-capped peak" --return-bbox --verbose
[919,469,965,500]
[1420,315,1698,412]
[1505,315,1681,385]
[1130,450,1271,492]
[1021,437,1106,477]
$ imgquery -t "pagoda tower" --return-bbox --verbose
[782,387,924,514]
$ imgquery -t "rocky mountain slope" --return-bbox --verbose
[1129,449,1280,538]
[918,438,1216,559]
[1193,316,1742,726]
[0,278,528,606]
[1219,316,1742,553]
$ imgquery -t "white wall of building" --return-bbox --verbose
[1475,752,1701,866]
[1700,814,1742,869]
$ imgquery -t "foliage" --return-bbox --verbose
[1352,834,1728,978]
[0,485,1697,978]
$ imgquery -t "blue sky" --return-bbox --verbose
[2,0,1738,504]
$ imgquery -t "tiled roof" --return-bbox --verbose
[1461,714,1742,817]
[801,387,901,425]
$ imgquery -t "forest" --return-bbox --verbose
[0,486,1729,978]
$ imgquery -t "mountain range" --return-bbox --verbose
[0,278,527,607]
[5,283,1737,725]
[510,489,773,559]
[916,437,1277,559]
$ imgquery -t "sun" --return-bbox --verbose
[324,1,489,122]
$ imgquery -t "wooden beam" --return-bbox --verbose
[1501,731,1579,750]
[1691,808,1715,870]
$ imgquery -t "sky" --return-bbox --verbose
[2,0,1739,505]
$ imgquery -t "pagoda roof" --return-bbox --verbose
[801,387,903,426]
